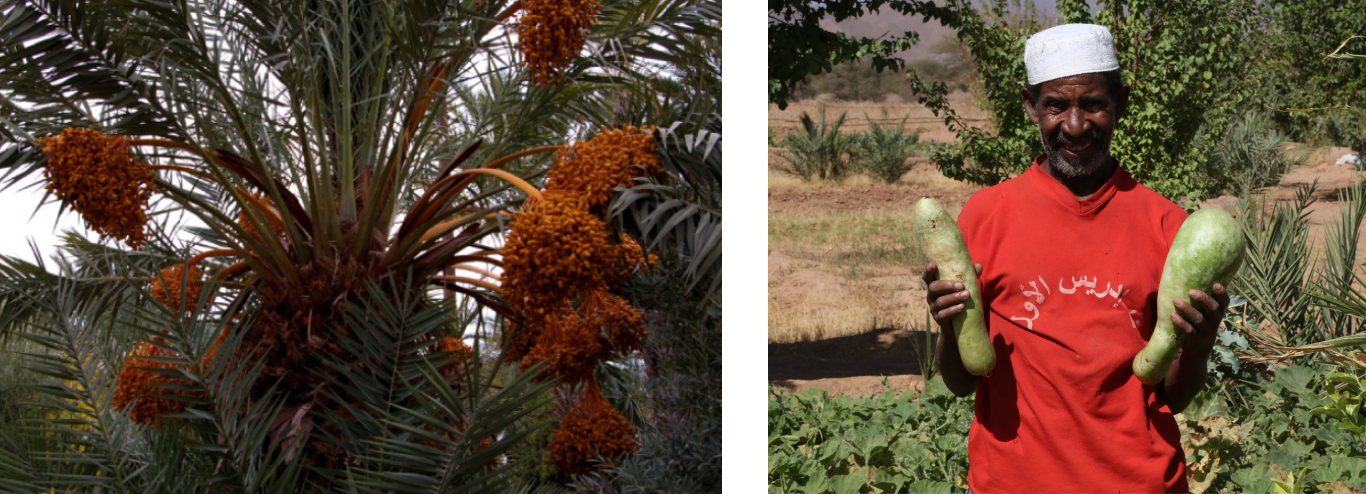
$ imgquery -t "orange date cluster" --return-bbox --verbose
[515,0,601,85]
[547,384,637,476]
[36,128,158,249]
[545,126,662,209]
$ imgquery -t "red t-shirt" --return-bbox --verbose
[957,155,1189,493]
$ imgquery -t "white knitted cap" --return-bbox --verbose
[1024,24,1119,86]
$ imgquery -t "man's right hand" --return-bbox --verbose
[922,261,984,329]
[921,261,985,397]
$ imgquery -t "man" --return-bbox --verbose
[921,24,1229,492]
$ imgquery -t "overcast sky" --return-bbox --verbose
[0,174,88,264]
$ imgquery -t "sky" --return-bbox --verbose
[0,173,88,264]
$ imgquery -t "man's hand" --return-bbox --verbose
[922,262,983,325]
[1160,283,1229,413]
[1172,283,1229,358]
[923,261,985,397]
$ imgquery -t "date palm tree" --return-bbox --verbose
[0,0,719,491]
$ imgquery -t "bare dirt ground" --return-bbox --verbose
[768,328,930,400]
[1275,146,1366,256]
[767,105,1364,398]
[767,166,979,216]
[770,92,989,145]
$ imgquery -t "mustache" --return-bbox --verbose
[1052,130,1100,146]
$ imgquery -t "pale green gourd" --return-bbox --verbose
[913,197,994,376]
[1133,207,1246,385]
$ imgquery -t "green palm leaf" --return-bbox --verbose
[609,123,721,299]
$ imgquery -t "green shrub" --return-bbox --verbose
[1175,365,1366,492]
[1254,3,1366,154]
[1314,110,1366,159]
[780,107,855,181]
[905,0,1270,200]
[850,111,920,184]
[1200,111,1305,196]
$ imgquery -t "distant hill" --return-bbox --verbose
[815,0,1080,61]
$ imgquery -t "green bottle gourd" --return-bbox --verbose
[913,197,994,376]
[1133,207,1246,385]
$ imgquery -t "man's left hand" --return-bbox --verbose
[1171,283,1230,358]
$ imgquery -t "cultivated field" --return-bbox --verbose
[769,91,989,144]
[768,98,1366,397]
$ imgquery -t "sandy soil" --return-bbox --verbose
[768,142,1364,399]
[1200,146,1366,263]
[768,161,984,397]
[767,252,926,347]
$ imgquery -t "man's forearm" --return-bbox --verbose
[936,327,982,397]
[1160,349,1208,414]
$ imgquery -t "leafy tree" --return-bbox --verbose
[1257,1,1366,154]
[908,0,1271,200]
[768,0,923,109]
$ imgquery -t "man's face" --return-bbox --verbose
[1021,73,1129,178]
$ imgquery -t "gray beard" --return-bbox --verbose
[1041,129,1113,178]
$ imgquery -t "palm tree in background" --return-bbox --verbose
[0,0,720,491]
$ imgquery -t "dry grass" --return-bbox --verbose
[767,275,925,343]
[767,168,889,193]
[766,252,926,343]
[767,113,983,344]
[767,157,986,192]
[769,208,928,271]
[896,163,984,193]
[767,200,970,344]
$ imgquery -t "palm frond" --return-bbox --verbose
[121,280,306,493]
[12,278,157,492]
[0,425,41,493]
[343,363,555,493]
[0,234,166,342]
[0,0,183,184]
[1229,181,1322,347]
[608,123,721,300]
[303,279,557,493]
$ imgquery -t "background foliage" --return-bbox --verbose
[788,36,976,102]
[769,0,1366,201]
[905,0,1271,199]
[1258,0,1366,157]
[768,0,924,110]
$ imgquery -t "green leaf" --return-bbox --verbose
[1277,365,1319,396]
[829,471,866,493]
[1331,456,1366,481]
[1185,392,1229,422]
[905,479,954,493]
